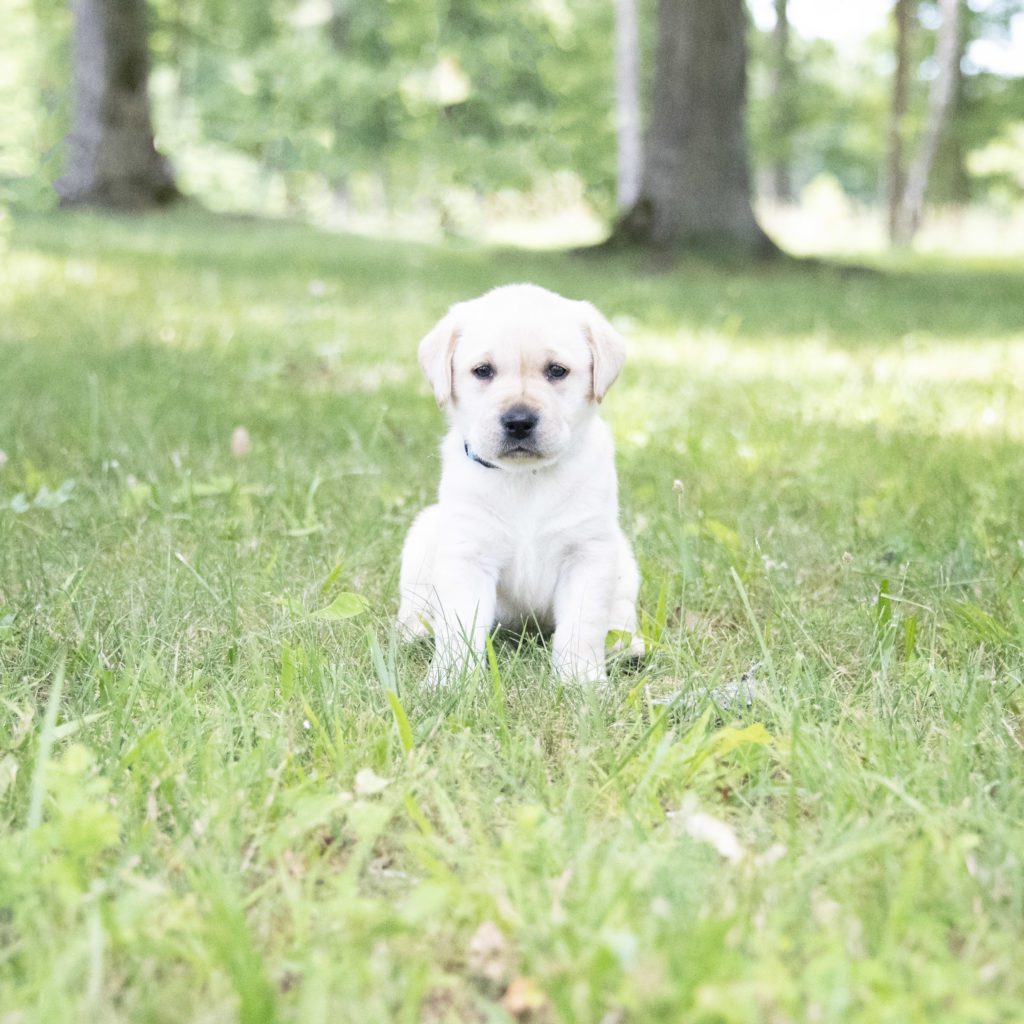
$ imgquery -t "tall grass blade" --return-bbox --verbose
[386,690,415,755]
[27,657,65,830]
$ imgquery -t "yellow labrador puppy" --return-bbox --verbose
[398,283,642,685]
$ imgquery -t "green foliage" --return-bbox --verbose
[7,0,1021,221]
[747,3,1024,204]
[1,207,1023,1020]
[144,0,617,215]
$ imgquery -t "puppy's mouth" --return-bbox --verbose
[500,443,543,459]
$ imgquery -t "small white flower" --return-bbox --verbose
[671,795,745,863]
[755,842,788,867]
[650,896,671,919]
[354,767,390,796]
[0,450,7,470]
[684,811,744,862]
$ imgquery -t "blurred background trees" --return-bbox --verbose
[2,0,1022,251]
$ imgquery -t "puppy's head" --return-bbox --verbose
[418,284,625,469]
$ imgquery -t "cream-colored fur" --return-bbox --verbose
[398,283,642,685]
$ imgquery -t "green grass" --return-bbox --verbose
[1,205,1023,1023]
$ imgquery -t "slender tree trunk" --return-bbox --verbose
[939,49,972,204]
[328,0,352,223]
[896,0,962,243]
[615,0,777,257]
[614,0,643,211]
[769,0,795,202]
[56,0,178,209]
[887,0,914,243]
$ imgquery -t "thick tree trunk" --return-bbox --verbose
[56,0,179,209]
[887,0,914,243]
[895,0,962,244]
[614,0,643,211]
[615,0,777,257]
[768,0,795,203]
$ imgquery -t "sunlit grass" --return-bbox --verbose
[759,189,1024,259]
[624,333,1024,442]
[1,207,1023,1023]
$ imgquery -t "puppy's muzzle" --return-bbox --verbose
[501,404,540,442]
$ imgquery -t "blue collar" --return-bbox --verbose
[464,442,499,470]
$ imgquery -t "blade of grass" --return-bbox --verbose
[27,656,66,830]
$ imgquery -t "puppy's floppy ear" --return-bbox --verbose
[418,305,463,407]
[579,301,626,403]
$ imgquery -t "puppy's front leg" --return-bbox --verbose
[552,550,616,684]
[426,558,497,688]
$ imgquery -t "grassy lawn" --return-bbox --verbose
[1,206,1023,1023]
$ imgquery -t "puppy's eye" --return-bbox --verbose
[546,363,569,380]
[472,364,494,380]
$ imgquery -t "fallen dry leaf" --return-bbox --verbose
[467,920,510,990]
[231,426,252,457]
[501,976,547,1018]
[280,848,306,878]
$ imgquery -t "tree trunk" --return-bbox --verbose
[613,0,643,211]
[937,49,971,205]
[896,0,962,244]
[768,0,795,203]
[328,0,352,222]
[887,0,914,243]
[614,0,777,257]
[56,0,179,209]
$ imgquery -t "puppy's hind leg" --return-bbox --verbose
[609,531,645,660]
[398,505,440,640]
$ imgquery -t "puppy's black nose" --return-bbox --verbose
[501,405,539,440]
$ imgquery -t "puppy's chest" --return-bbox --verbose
[490,503,584,624]
[494,529,563,625]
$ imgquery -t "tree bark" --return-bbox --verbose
[887,0,914,243]
[895,0,962,243]
[768,0,795,203]
[937,48,971,204]
[56,0,179,209]
[614,0,777,257]
[614,0,643,211]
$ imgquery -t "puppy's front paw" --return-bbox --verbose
[424,648,478,689]
[424,657,450,690]
[396,610,432,643]
[553,652,608,686]
[618,634,646,663]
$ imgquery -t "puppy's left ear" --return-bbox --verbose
[418,305,463,407]
[579,301,626,403]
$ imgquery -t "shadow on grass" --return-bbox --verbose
[8,206,1024,348]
